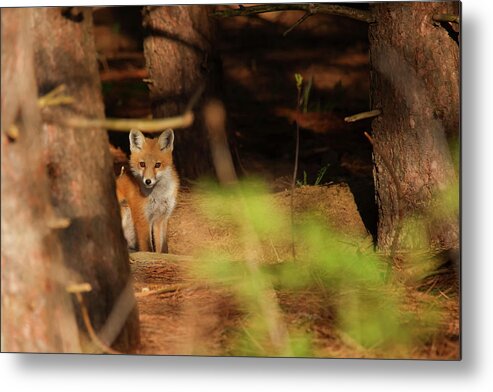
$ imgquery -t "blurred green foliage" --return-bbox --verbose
[192,177,455,358]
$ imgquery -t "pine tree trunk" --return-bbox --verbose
[142,5,218,180]
[368,2,459,252]
[31,7,139,352]
[1,8,80,353]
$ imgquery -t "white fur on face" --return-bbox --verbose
[129,163,145,184]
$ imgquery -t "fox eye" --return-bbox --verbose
[139,162,145,168]
[155,162,161,168]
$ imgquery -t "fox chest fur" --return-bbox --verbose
[140,167,177,223]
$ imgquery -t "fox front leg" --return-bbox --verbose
[152,218,169,253]
[136,221,152,252]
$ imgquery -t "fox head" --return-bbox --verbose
[129,128,174,189]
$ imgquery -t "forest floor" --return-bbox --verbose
[130,185,459,359]
[93,6,459,359]
[132,184,371,356]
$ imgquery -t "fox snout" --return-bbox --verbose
[143,177,156,188]
[140,166,160,188]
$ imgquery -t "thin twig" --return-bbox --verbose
[269,239,282,263]
[290,123,300,260]
[97,281,137,348]
[185,82,206,113]
[135,283,198,298]
[290,80,303,261]
[40,83,205,132]
[57,112,194,132]
[47,217,71,229]
[38,84,74,108]
[438,289,450,299]
[240,322,266,353]
[38,84,67,104]
[72,291,122,354]
[66,282,92,294]
[211,3,375,23]
[345,109,381,123]
[204,99,237,184]
[39,96,75,107]
[283,12,312,36]
[432,14,459,24]
[5,124,20,140]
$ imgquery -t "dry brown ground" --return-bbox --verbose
[130,184,459,359]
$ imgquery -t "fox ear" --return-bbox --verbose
[158,128,174,151]
[129,129,145,152]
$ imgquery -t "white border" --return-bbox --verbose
[1,0,492,391]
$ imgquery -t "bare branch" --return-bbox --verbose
[98,281,137,348]
[135,283,199,298]
[72,291,122,354]
[432,14,459,24]
[290,76,305,260]
[283,11,312,36]
[204,99,237,185]
[39,82,206,132]
[55,111,195,133]
[4,124,20,140]
[47,217,71,230]
[345,109,382,123]
[38,84,74,107]
[211,3,375,23]
[66,282,92,293]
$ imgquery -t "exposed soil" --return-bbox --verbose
[93,6,459,359]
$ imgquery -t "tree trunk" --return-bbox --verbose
[368,2,459,252]
[31,7,139,352]
[1,8,80,353]
[142,5,219,180]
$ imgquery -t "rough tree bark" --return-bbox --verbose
[1,8,80,353]
[368,2,459,252]
[142,5,218,179]
[31,7,139,352]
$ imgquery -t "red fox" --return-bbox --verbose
[116,128,179,253]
